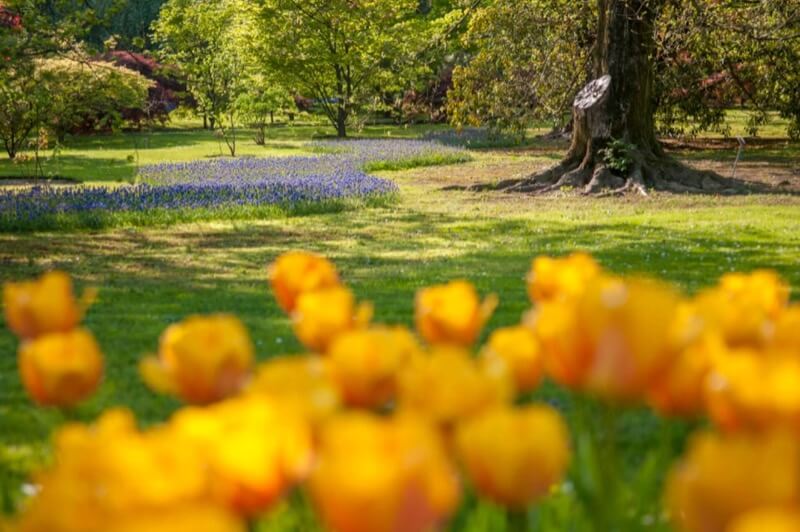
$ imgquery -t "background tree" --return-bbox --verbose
[447,0,591,137]
[153,0,245,134]
[256,0,424,138]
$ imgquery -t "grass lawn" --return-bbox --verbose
[1,115,800,528]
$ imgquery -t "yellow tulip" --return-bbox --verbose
[267,251,340,314]
[398,346,512,428]
[16,409,211,532]
[18,328,103,407]
[479,325,543,393]
[140,314,254,405]
[415,280,497,347]
[327,326,421,408]
[693,270,789,348]
[309,413,461,532]
[727,508,800,532]
[705,348,800,433]
[455,405,571,509]
[247,355,341,425]
[106,505,245,532]
[169,396,314,516]
[769,306,800,352]
[533,275,682,401]
[666,430,800,532]
[526,252,602,304]
[292,286,372,353]
[3,271,89,340]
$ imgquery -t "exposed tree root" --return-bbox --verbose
[468,152,777,197]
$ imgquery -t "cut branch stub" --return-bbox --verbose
[574,75,611,111]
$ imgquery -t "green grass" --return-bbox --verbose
[1,115,800,529]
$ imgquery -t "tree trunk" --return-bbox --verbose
[497,0,747,195]
[335,104,347,138]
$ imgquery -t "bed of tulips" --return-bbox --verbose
[2,250,800,531]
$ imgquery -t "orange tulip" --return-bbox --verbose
[106,505,245,532]
[647,325,721,418]
[415,280,497,347]
[327,326,421,408]
[705,347,800,433]
[268,251,340,314]
[15,409,211,532]
[526,252,601,304]
[692,270,789,349]
[292,286,372,353]
[18,328,103,407]
[140,314,254,404]
[533,275,682,401]
[398,346,511,428]
[479,325,543,393]
[727,508,800,532]
[666,430,800,532]
[169,396,313,516]
[455,405,570,509]
[3,271,90,339]
[247,355,341,425]
[309,413,461,532]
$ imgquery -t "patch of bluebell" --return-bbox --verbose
[0,140,468,224]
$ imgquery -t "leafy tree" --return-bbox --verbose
[0,64,48,159]
[447,0,591,137]
[235,74,294,145]
[256,0,424,138]
[37,57,152,140]
[153,0,247,137]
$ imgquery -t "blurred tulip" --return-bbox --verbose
[415,280,497,347]
[727,508,800,532]
[526,252,601,304]
[479,325,543,393]
[106,505,245,532]
[693,270,789,349]
[247,355,341,425]
[455,405,570,509]
[170,396,314,516]
[705,347,800,432]
[140,314,254,404]
[268,251,340,314]
[667,430,800,532]
[648,332,720,418]
[16,409,211,532]
[18,328,103,407]
[327,326,421,408]
[309,413,461,532]
[768,306,800,352]
[3,271,91,340]
[533,275,682,401]
[292,286,372,353]
[398,346,511,428]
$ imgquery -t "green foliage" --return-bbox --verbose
[0,57,151,160]
[255,0,426,137]
[0,64,49,159]
[447,0,591,137]
[600,139,636,175]
[37,58,153,139]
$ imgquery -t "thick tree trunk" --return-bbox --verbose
[493,0,749,195]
